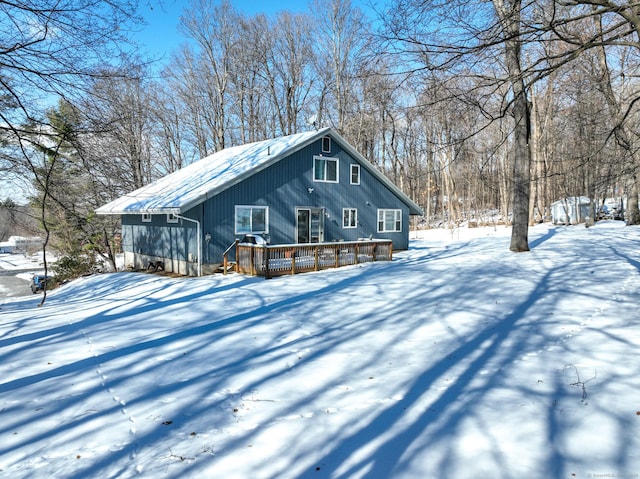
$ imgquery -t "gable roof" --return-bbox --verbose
[96,127,423,216]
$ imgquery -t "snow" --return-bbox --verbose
[95,129,329,215]
[94,127,422,217]
[1,221,639,479]
[0,251,51,280]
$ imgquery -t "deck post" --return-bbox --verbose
[314,245,319,271]
[250,246,255,276]
[264,246,270,279]
[291,248,296,275]
[234,240,239,272]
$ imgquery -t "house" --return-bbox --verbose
[0,236,43,254]
[96,128,423,276]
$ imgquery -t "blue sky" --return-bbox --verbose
[134,0,376,65]
[134,1,322,64]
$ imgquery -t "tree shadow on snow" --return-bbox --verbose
[1,228,638,479]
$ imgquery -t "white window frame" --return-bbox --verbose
[350,164,360,185]
[313,155,339,183]
[167,213,179,224]
[235,205,269,235]
[322,136,331,153]
[142,213,152,223]
[377,209,402,233]
[342,208,358,228]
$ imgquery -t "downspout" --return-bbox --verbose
[175,214,201,277]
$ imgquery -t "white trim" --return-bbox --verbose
[313,155,339,183]
[175,214,201,277]
[235,205,269,235]
[342,208,358,228]
[322,136,331,153]
[350,163,360,185]
[296,207,325,243]
[377,209,402,232]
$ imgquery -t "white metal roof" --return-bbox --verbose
[96,127,423,216]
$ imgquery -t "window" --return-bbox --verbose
[235,206,268,234]
[350,164,360,185]
[142,213,151,223]
[322,136,331,153]
[167,213,179,223]
[378,209,402,232]
[343,208,358,228]
[313,156,339,183]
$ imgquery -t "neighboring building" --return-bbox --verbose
[551,196,591,225]
[96,128,423,276]
[0,236,43,254]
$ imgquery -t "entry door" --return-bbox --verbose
[297,208,324,243]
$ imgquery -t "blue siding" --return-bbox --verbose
[122,212,198,262]
[123,135,413,269]
[195,137,411,263]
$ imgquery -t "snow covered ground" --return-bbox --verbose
[0,221,638,479]
[0,251,51,277]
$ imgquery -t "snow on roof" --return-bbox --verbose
[5,236,43,245]
[96,129,330,215]
[550,196,591,206]
[96,127,423,216]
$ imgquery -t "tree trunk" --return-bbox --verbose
[510,88,532,251]
[590,12,640,224]
[493,0,531,251]
[627,177,640,224]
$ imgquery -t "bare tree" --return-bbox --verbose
[151,82,193,174]
[491,0,532,251]
[178,0,242,152]
[265,12,316,135]
[229,14,271,143]
[591,16,640,223]
[0,1,142,303]
[311,0,371,133]
[81,68,156,191]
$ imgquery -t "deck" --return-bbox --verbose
[225,239,393,279]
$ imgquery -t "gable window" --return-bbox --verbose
[350,164,360,185]
[142,213,151,223]
[378,209,402,232]
[313,156,338,183]
[343,208,358,228]
[322,136,331,153]
[167,213,179,223]
[235,205,268,234]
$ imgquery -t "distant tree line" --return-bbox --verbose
[2,0,640,275]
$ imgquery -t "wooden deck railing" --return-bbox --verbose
[228,239,393,279]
